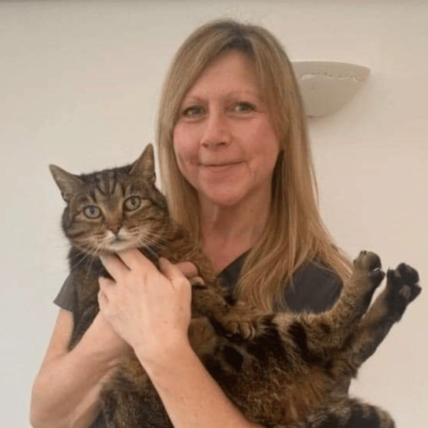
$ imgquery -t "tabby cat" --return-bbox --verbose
[50,144,421,428]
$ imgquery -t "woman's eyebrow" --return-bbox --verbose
[180,95,204,105]
[182,90,262,103]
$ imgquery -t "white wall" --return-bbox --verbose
[1,1,426,427]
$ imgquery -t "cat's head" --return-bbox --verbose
[50,144,169,256]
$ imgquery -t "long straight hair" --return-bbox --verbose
[156,19,351,311]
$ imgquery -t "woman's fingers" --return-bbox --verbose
[116,248,158,273]
[159,258,191,290]
[99,253,130,278]
[98,276,115,292]
[175,261,199,279]
[159,257,181,281]
[102,248,199,284]
[96,255,193,357]
[98,277,115,308]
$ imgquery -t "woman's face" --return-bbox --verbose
[173,50,280,209]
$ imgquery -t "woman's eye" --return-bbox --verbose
[83,205,101,219]
[182,106,204,117]
[124,196,142,211]
[234,102,255,113]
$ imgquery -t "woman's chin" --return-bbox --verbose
[200,188,247,208]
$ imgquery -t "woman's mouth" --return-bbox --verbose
[203,162,241,171]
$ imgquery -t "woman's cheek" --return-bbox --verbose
[173,150,199,188]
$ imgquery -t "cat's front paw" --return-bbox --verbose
[213,303,261,341]
[385,263,421,319]
[353,250,385,287]
[222,319,257,340]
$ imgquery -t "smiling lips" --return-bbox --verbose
[202,161,242,171]
[203,165,240,175]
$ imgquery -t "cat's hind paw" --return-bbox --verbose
[385,263,421,319]
[353,250,385,286]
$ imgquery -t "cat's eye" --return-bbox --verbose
[83,205,101,219]
[124,196,142,211]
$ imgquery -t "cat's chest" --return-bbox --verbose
[69,249,106,304]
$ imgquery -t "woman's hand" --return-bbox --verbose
[98,249,195,366]
[90,311,131,362]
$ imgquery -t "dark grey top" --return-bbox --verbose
[54,254,346,428]
[217,252,342,314]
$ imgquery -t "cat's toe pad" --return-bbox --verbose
[387,263,421,304]
[354,250,381,272]
[224,320,256,340]
[354,250,385,285]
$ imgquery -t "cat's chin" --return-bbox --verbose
[102,240,137,253]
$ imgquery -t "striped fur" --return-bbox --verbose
[50,144,421,428]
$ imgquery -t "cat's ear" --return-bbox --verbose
[49,164,83,203]
[130,144,156,184]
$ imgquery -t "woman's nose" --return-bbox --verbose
[200,111,231,149]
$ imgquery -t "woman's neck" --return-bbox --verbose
[200,195,271,273]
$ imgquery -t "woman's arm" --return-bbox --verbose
[142,339,264,428]
[30,309,128,428]
[99,250,265,428]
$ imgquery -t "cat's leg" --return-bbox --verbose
[102,389,171,428]
[192,251,385,346]
[193,251,384,345]
[308,263,420,428]
[345,262,421,367]
[191,282,262,339]
[263,398,395,428]
[302,397,395,428]
[322,250,386,328]
[101,371,173,428]
[271,251,386,356]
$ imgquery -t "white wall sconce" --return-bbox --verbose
[292,61,370,118]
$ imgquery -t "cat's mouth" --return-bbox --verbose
[104,236,136,252]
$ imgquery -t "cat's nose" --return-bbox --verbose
[108,224,122,235]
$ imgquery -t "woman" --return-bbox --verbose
[31,19,357,428]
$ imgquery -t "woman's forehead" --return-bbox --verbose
[182,51,261,99]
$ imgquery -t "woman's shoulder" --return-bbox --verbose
[283,261,343,314]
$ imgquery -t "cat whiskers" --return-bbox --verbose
[135,230,166,252]
[68,238,107,282]
[68,246,97,272]
[73,235,107,255]
[86,241,107,282]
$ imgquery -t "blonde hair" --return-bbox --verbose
[156,19,351,311]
